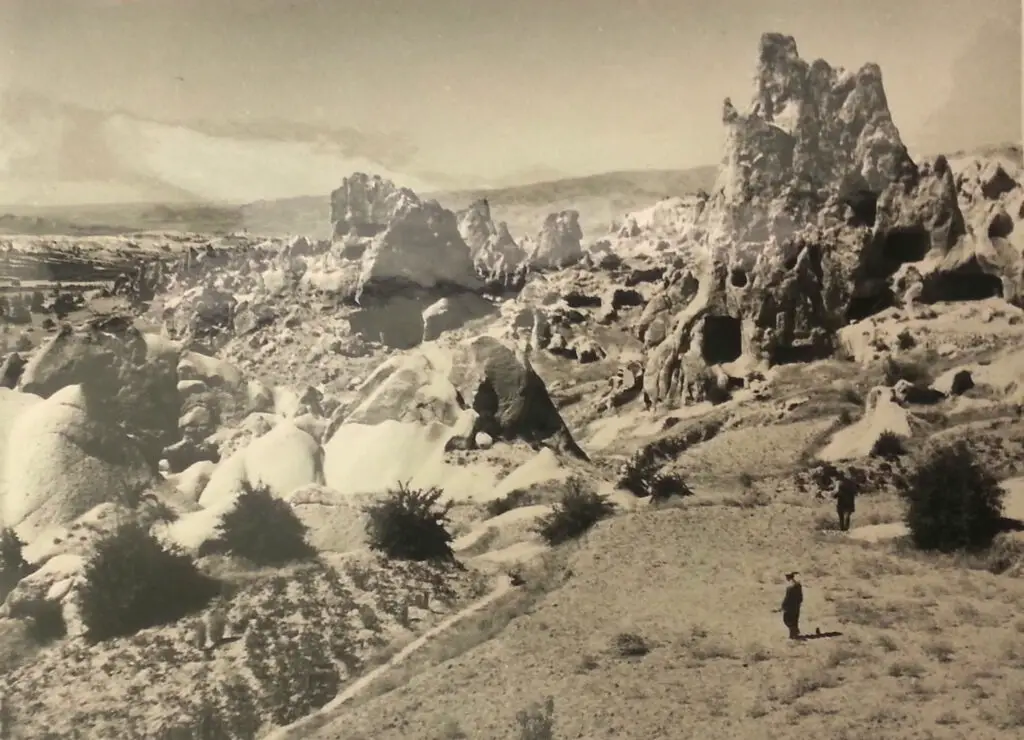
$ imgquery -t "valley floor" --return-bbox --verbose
[307,489,1024,740]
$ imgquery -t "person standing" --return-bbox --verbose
[780,572,803,640]
[836,477,856,532]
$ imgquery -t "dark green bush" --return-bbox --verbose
[203,483,316,566]
[363,482,455,561]
[535,478,617,546]
[900,441,1005,553]
[871,430,906,460]
[79,521,220,642]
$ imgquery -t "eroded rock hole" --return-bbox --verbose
[701,316,742,365]
[845,287,895,323]
[877,226,929,273]
[921,269,1003,303]
[730,268,748,288]
[842,188,878,227]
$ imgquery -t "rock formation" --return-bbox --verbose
[640,32,1024,408]
[529,211,584,269]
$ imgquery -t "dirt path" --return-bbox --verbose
[262,574,514,740]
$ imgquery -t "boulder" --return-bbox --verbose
[0,385,158,543]
[18,320,181,464]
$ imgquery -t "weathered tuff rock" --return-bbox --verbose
[528,211,584,269]
[324,336,585,459]
[18,318,181,465]
[457,199,526,267]
[641,32,1022,408]
[330,173,420,238]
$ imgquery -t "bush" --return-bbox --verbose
[900,441,1005,553]
[648,472,693,502]
[363,482,455,561]
[486,489,539,518]
[79,521,220,642]
[203,483,316,566]
[0,528,33,603]
[535,478,617,546]
[882,356,932,389]
[515,697,555,740]
[871,430,906,459]
[14,600,66,644]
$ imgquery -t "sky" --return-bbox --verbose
[0,0,1019,191]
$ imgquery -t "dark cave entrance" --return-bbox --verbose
[845,286,896,324]
[920,268,1003,303]
[701,315,743,365]
[876,226,930,273]
[842,188,879,228]
[730,268,748,288]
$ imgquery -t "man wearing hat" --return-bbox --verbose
[780,572,803,639]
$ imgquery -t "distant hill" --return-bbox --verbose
[0,166,720,241]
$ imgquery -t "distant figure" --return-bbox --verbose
[836,477,856,532]
[780,572,803,640]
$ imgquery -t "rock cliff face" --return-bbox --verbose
[642,32,1021,408]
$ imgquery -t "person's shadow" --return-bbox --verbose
[797,630,843,641]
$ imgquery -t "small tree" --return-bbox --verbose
[901,441,1005,553]
[205,483,316,566]
[79,521,220,642]
[363,482,455,561]
[535,478,617,546]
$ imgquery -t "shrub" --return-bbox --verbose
[16,600,66,644]
[900,441,1005,553]
[79,521,220,642]
[203,483,316,566]
[515,697,555,740]
[882,356,932,389]
[648,472,693,502]
[486,489,539,518]
[363,482,455,561]
[535,478,616,546]
[871,431,906,460]
[0,528,33,603]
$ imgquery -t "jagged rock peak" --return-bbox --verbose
[329,172,421,239]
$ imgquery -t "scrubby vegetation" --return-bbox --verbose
[535,478,617,546]
[202,483,316,566]
[0,528,34,603]
[901,441,1005,553]
[363,482,456,561]
[78,521,221,642]
[871,430,906,459]
[486,489,540,518]
[881,355,933,389]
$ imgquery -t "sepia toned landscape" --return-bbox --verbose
[0,2,1023,739]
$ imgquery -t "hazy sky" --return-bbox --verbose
[0,0,1019,185]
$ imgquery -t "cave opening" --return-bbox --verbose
[875,226,930,275]
[845,287,896,324]
[920,269,1003,303]
[730,268,748,288]
[842,188,879,227]
[701,315,743,365]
